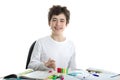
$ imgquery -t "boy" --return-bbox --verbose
[28,5,76,71]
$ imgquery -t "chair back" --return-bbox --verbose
[26,41,36,69]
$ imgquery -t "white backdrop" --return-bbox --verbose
[0,0,120,77]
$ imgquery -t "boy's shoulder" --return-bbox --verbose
[37,36,49,41]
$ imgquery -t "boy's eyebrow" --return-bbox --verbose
[60,19,65,21]
[52,18,65,21]
[52,18,57,20]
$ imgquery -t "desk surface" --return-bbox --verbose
[2,69,120,80]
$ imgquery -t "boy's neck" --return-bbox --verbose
[51,34,66,42]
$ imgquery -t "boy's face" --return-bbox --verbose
[49,13,67,35]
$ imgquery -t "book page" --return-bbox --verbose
[19,71,52,80]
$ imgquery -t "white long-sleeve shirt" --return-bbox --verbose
[28,36,76,71]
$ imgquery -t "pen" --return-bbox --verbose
[68,72,82,76]
[111,74,120,78]
[92,73,99,77]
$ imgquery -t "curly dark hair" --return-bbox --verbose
[48,5,70,25]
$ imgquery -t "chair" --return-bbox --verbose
[26,41,36,69]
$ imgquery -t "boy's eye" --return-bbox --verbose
[51,18,65,22]
[52,18,57,21]
[52,19,57,21]
[60,19,65,22]
[60,20,64,22]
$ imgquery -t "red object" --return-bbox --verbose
[60,75,64,80]
[57,68,62,73]
[48,70,52,73]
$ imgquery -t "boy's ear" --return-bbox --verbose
[48,22,50,26]
[66,23,68,27]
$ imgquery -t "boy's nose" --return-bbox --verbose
[56,21,60,26]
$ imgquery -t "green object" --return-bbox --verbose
[62,68,65,73]
[53,75,57,79]
[48,75,59,79]
[66,68,68,74]
[48,75,53,79]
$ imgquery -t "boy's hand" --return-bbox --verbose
[44,58,56,70]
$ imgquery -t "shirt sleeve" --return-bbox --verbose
[28,40,49,71]
[68,43,77,70]
[68,52,76,70]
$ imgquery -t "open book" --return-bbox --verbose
[19,70,52,80]
[4,69,52,80]
[3,69,81,80]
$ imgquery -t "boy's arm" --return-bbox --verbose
[28,41,49,71]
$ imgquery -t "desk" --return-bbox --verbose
[2,69,120,80]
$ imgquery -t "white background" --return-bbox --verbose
[0,0,120,77]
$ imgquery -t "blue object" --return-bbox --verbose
[68,72,82,76]
[92,73,99,77]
